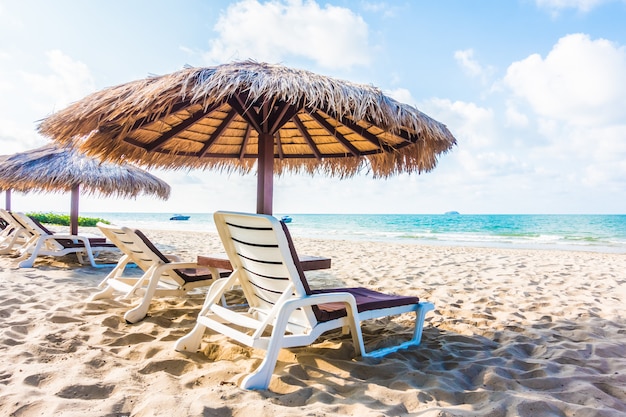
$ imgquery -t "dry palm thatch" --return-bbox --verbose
[0,144,170,234]
[39,60,456,177]
[0,144,170,199]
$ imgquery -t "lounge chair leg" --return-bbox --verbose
[123,271,162,323]
[123,304,150,324]
[15,237,47,268]
[240,312,293,390]
[16,249,39,268]
[410,302,435,345]
[90,285,116,301]
[362,302,435,358]
[174,323,207,352]
[241,356,279,390]
[75,251,87,265]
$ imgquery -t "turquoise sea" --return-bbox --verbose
[83,212,626,254]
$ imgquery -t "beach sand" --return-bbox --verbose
[0,227,625,416]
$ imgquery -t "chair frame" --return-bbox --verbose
[175,211,434,390]
[93,222,226,323]
[8,212,117,268]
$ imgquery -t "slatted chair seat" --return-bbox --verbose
[175,211,434,390]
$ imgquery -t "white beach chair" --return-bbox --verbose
[10,212,118,268]
[175,211,434,390]
[93,223,229,323]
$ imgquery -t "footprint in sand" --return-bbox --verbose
[56,383,116,399]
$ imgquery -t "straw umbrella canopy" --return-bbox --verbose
[0,144,170,234]
[39,60,456,215]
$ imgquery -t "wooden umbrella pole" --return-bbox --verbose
[257,132,274,215]
[70,184,80,235]
[5,189,10,211]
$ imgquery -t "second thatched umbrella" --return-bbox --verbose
[39,60,457,215]
[0,144,171,235]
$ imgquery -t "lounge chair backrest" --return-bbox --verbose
[4,211,32,233]
[25,216,55,235]
[11,213,68,251]
[0,209,12,231]
[0,209,18,232]
[214,211,318,329]
[97,223,185,285]
[25,215,95,248]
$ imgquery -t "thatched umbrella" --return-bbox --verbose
[39,60,456,215]
[0,144,170,234]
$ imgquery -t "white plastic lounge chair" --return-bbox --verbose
[93,223,229,323]
[175,211,434,390]
[0,209,35,255]
[10,212,118,268]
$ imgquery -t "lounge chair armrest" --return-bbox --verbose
[153,261,223,280]
[41,233,91,243]
[280,292,358,311]
[154,261,203,272]
[36,234,91,246]
[40,233,81,239]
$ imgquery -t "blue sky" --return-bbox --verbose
[1,0,625,214]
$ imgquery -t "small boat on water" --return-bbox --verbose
[170,214,190,221]
[281,215,292,223]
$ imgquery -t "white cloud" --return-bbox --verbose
[454,49,482,77]
[424,98,496,149]
[384,87,413,105]
[535,0,612,13]
[361,2,401,18]
[0,3,23,30]
[0,49,96,154]
[0,120,43,153]
[498,33,626,200]
[454,49,495,85]
[504,33,626,127]
[504,102,530,128]
[20,49,95,114]
[203,0,371,69]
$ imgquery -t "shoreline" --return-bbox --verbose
[130,226,626,255]
[0,228,624,416]
[73,212,626,255]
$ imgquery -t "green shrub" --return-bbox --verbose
[26,212,110,227]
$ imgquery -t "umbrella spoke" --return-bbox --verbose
[335,116,398,153]
[229,94,263,133]
[276,131,284,160]
[309,112,360,157]
[116,101,196,133]
[144,108,209,152]
[268,102,299,135]
[239,125,252,161]
[198,108,238,157]
[293,115,322,160]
